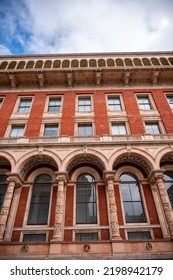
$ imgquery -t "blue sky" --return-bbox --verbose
[0,0,173,55]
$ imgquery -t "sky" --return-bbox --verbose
[0,0,173,55]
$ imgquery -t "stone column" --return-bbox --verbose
[104,171,121,240]
[150,172,173,239]
[0,174,22,241]
[52,172,68,241]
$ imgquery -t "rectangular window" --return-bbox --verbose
[48,97,61,112]
[112,123,127,135]
[78,97,91,112]
[78,123,93,136]
[75,232,98,241]
[10,125,25,137]
[127,231,151,240]
[44,124,59,137]
[166,95,173,109]
[18,98,32,113]
[108,96,122,110]
[145,122,161,134]
[23,234,46,242]
[137,96,152,110]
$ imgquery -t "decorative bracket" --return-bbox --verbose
[66,72,73,88]
[152,71,159,86]
[8,74,17,89]
[95,72,101,87]
[37,73,44,88]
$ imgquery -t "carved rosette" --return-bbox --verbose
[54,223,62,237]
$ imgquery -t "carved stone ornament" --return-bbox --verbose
[145,242,152,250]
[54,223,62,235]
[20,245,28,253]
[0,224,5,233]
[111,221,118,231]
[83,243,90,252]
[107,190,114,197]
[0,206,9,215]
[109,204,117,212]
[55,205,63,214]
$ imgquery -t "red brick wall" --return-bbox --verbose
[14,187,29,227]
[65,185,74,226]
[98,185,108,225]
[142,184,159,224]
[61,91,75,136]
[123,90,145,134]
[152,89,173,133]
[153,228,163,239]
[49,186,57,226]
[0,92,17,137]
[25,92,46,137]
[11,231,20,242]
[93,91,109,135]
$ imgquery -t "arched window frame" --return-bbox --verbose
[0,174,8,212]
[116,167,149,225]
[163,169,173,209]
[72,167,100,226]
[24,168,55,227]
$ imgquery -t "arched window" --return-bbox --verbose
[164,171,173,209]
[120,173,146,223]
[0,175,8,212]
[27,174,51,225]
[76,174,97,224]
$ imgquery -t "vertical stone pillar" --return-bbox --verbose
[150,172,173,239]
[52,172,68,241]
[104,171,121,240]
[0,174,22,241]
[150,181,170,238]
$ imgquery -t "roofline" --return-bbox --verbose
[0,50,173,59]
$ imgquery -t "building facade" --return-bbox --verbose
[0,52,173,259]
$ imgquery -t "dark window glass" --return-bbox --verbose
[23,234,46,242]
[120,173,146,223]
[164,171,173,209]
[128,231,151,240]
[44,124,58,136]
[18,98,32,113]
[48,98,61,112]
[78,123,93,136]
[137,96,152,110]
[108,96,122,110]
[27,174,51,225]
[75,232,98,241]
[76,174,97,224]
[145,123,161,134]
[0,175,8,212]
[0,98,3,107]
[78,97,91,111]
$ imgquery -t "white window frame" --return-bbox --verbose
[9,124,25,138]
[107,95,123,111]
[13,96,33,114]
[0,97,4,108]
[165,93,173,109]
[43,123,59,137]
[77,122,94,136]
[145,121,162,134]
[17,98,32,113]
[111,122,128,135]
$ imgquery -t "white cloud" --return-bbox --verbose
[0,0,173,54]
[0,45,12,55]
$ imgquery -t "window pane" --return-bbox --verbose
[48,98,61,112]
[18,99,32,113]
[76,174,97,224]
[164,171,173,209]
[108,97,122,110]
[27,175,51,225]
[0,175,8,212]
[78,124,93,136]
[128,231,151,240]
[145,123,160,134]
[75,232,98,241]
[44,124,58,136]
[137,96,152,110]
[10,126,25,137]
[0,98,3,107]
[23,234,46,242]
[78,97,91,111]
[112,123,127,135]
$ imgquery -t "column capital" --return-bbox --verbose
[103,170,116,184]
[6,173,24,188]
[55,172,68,185]
[148,169,165,184]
